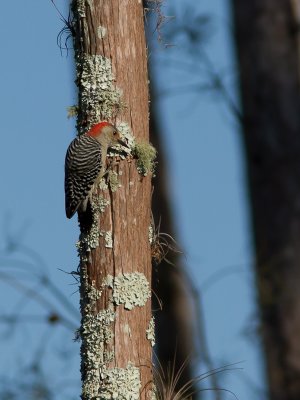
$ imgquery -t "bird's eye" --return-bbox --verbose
[113,130,118,135]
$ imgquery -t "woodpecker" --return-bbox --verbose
[65,121,124,220]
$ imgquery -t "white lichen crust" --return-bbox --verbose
[99,177,109,191]
[146,317,155,347]
[81,277,116,399]
[148,224,154,244]
[77,54,122,133]
[148,385,158,400]
[99,363,141,400]
[98,196,110,212]
[76,218,100,260]
[106,272,151,310]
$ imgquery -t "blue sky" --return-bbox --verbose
[0,1,265,399]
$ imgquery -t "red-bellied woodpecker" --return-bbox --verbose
[65,121,125,220]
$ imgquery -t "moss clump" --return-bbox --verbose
[133,142,157,176]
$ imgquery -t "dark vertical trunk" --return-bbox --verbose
[232,1,300,398]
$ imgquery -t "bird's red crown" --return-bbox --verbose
[86,121,111,137]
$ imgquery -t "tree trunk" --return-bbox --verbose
[71,1,153,399]
[232,1,300,399]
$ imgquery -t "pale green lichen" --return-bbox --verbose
[81,286,116,400]
[77,54,123,132]
[148,385,158,400]
[108,170,121,192]
[82,308,115,347]
[146,317,155,347]
[148,224,154,244]
[99,363,141,399]
[98,25,107,39]
[99,177,109,191]
[98,196,110,212]
[87,284,103,305]
[106,272,151,310]
[133,142,157,176]
[80,278,116,398]
[76,218,100,260]
[67,105,78,118]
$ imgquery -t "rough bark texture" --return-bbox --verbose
[72,1,153,399]
[232,1,300,399]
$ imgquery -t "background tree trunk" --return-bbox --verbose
[232,1,300,399]
[72,1,153,398]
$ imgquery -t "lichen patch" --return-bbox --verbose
[99,177,109,191]
[148,385,158,400]
[106,272,151,310]
[146,317,155,347]
[76,218,100,260]
[99,363,141,399]
[98,196,110,212]
[80,278,116,399]
[148,224,154,244]
[76,54,123,132]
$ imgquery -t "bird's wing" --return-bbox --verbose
[65,135,102,218]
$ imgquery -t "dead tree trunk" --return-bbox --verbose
[232,1,300,399]
[71,1,154,398]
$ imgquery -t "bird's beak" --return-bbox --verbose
[117,137,129,148]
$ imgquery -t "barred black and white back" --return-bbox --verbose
[65,135,102,219]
